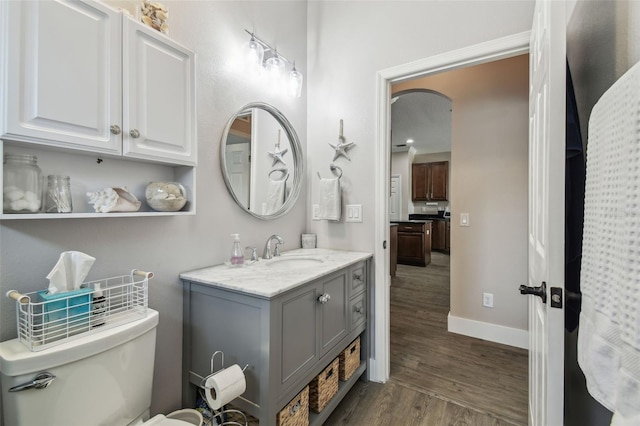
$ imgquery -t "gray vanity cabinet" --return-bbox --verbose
[182,259,370,426]
[279,270,348,390]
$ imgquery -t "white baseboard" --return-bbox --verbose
[447,313,529,349]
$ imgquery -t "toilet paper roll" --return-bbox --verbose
[204,364,246,410]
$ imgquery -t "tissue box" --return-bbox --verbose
[37,287,93,342]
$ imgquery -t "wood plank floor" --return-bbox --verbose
[325,252,528,426]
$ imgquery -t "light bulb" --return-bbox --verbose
[265,51,285,78]
[244,35,264,71]
[288,64,303,98]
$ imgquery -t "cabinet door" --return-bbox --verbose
[123,18,197,165]
[319,273,348,355]
[445,221,451,253]
[281,286,318,385]
[411,163,428,201]
[430,161,448,201]
[432,220,446,251]
[397,231,426,266]
[3,0,121,153]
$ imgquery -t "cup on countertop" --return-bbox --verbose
[301,233,317,249]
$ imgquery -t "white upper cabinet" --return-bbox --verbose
[2,0,197,166]
[3,0,122,154]
[122,18,196,165]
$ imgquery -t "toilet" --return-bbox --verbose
[0,309,202,426]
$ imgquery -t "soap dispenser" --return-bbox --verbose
[230,234,245,266]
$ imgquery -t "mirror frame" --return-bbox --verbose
[220,102,304,220]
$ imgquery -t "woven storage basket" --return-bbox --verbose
[339,337,361,381]
[277,386,309,426]
[309,357,339,413]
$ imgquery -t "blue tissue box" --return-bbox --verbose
[37,288,93,337]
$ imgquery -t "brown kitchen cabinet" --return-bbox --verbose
[395,221,432,267]
[432,220,446,251]
[411,162,448,201]
[431,219,451,253]
[445,221,451,253]
[390,224,398,277]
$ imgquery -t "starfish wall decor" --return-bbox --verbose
[329,119,355,161]
[268,129,288,166]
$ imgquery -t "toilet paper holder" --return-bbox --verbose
[200,351,249,391]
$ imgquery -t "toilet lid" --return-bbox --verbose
[143,414,193,426]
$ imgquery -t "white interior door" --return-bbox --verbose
[225,142,251,207]
[526,0,566,425]
[390,175,401,221]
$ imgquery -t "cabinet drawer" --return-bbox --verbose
[397,223,424,233]
[349,293,366,331]
[349,263,366,297]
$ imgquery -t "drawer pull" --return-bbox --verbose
[355,306,364,314]
[318,293,331,304]
[290,401,301,415]
[353,271,363,281]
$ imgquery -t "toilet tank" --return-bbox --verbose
[0,309,159,426]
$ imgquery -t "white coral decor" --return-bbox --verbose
[86,187,141,213]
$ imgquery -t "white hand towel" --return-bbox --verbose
[578,59,640,424]
[318,177,341,221]
[263,179,286,215]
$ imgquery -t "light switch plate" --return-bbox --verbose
[312,204,320,220]
[346,204,362,222]
[460,213,470,227]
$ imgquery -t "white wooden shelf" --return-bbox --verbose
[1,142,196,220]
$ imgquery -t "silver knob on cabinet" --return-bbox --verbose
[110,125,121,135]
[318,293,331,304]
[355,306,364,314]
[129,129,140,138]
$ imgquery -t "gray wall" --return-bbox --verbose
[564,0,640,424]
[0,0,308,418]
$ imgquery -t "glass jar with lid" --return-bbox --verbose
[3,154,43,213]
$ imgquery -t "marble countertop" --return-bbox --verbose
[180,248,372,298]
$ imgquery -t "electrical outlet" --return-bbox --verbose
[312,204,320,220]
[483,292,494,308]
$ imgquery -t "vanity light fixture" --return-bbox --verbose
[244,33,264,72]
[244,30,303,98]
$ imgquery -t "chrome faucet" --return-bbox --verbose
[263,235,284,259]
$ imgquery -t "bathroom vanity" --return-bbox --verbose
[180,248,372,426]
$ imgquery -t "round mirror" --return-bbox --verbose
[220,102,304,220]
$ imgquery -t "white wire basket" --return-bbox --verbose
[6,270,152,352]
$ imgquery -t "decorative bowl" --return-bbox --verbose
[145,182,187,212]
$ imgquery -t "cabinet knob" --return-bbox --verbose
[353,272,363,281]
[130,129,141,138]
[110,124,121,135]
[355,306,364,314]
[317,293,331,304]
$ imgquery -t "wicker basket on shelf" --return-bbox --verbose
[309,357,339,413]
[277,386,309,426]
[339,337,361,381]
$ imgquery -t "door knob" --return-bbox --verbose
[519,281,547,303]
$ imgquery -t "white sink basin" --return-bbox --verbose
[266,257,324,270]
